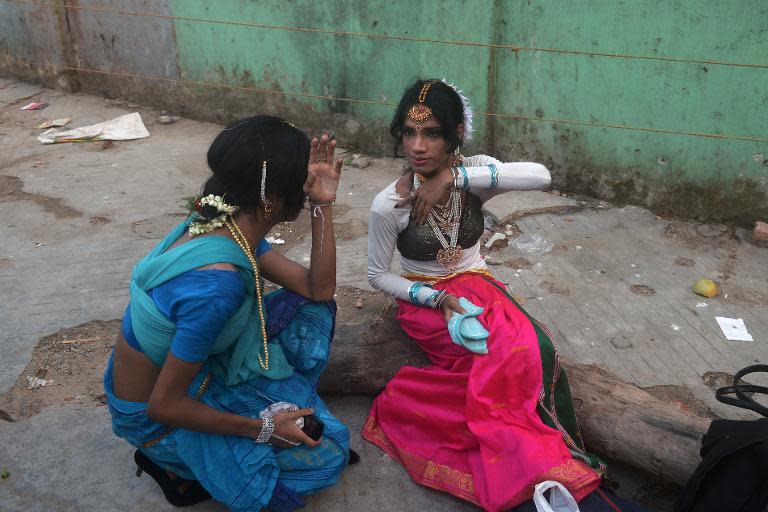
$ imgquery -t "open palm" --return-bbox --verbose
[304,134,343,204]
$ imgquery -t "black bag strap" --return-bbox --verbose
[715,364,768,418]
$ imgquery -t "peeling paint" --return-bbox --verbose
[2,0,766,223]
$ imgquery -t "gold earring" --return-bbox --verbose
[264,199,273,220]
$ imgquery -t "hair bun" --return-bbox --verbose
[198,175,236,219]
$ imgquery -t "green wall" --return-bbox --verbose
[170,0,496,143]
[3,0,765,222]
[167,0,767,222]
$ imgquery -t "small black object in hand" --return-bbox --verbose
[302,414,324,441]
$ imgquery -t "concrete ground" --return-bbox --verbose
[1,77,766,511]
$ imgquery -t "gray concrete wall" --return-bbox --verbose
[0,0,65,87]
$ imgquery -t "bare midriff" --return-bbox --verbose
[112,333,161,403]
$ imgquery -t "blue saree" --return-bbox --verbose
[105,221,350,512]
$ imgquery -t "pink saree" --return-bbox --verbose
[363,272,601,511]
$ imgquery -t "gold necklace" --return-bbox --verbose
[225,215,269,371]
[412,172,463,270]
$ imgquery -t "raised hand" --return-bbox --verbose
[304,134,343,205]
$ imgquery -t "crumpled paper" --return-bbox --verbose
[38,112,149,144]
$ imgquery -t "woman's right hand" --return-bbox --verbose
[304,135,343,205]
[269,408,322,448]
[440,294,466,324]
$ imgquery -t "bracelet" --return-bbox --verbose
[408,282,426,304]
[270,433,301,447]
[307,199,335,209]
[435,291,451,308]
[488,163,499,190]
[255,416,274,443]
[458,165,470,191]
[424,289,442,309]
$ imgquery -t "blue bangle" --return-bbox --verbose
[408,282,426,304]
[488,164,498,190]
[459,166,470,191]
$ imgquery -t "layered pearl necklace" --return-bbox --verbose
[224,216,270,371]
[413,172,463,270]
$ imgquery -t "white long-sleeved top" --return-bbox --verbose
[367,154,552,304]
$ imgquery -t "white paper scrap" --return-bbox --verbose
[38,112,150,144]
[715,316,754,342]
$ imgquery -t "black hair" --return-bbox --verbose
[202,115,310,221]
[390,79,465,157]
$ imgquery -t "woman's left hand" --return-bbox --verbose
[397,166,454,224]
[304,134,343,205]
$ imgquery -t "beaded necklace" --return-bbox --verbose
[224,216,270,371]
[412,172,463,270]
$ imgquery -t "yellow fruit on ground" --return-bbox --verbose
[692,279,719,298]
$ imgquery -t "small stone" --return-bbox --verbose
[157,115,180,125]
[752,221,768,247]
[349,156,371,169]
[355,298,364,308]
[0,469,9,480]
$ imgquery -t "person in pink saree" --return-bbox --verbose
[363,79,605,511]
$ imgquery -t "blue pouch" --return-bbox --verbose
[447,297,489,355]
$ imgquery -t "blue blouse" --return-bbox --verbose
[122,238,272,363]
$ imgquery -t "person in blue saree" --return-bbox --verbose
[104,115,357,511]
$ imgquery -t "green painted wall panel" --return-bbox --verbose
[170,0,496,142]
[501,1,768,64]
[163,0,767,221]
[492,50,767,146]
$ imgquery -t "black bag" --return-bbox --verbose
[675,364,768,512]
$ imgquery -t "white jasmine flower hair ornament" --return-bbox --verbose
[442,79,474,143]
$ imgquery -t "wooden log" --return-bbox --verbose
[322,292,711,485]
[565,363,710,485]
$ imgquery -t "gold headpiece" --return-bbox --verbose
[407,81,436,124]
